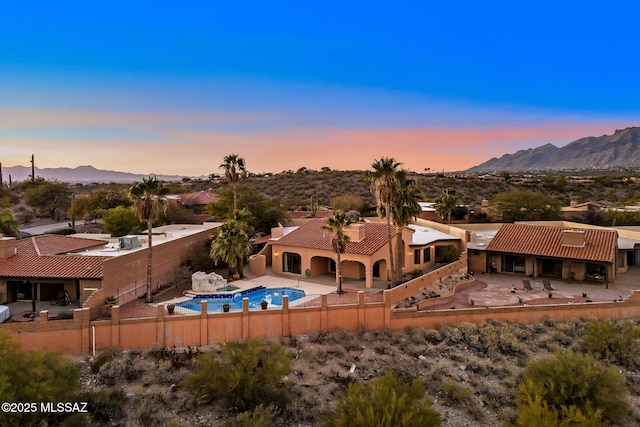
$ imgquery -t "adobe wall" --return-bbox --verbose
[4,290,640,356]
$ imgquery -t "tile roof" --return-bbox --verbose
[486,224,617,264]
[0,235,110,280]
[274,218,395,256]
[176,190,219,206]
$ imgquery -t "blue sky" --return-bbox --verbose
[1,1,638,175]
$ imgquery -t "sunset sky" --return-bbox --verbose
[1,1,638,176]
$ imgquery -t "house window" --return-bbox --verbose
[501,255,526,273]
[424,247,431,262]
[414,249,421,264]
[283,252,302,274]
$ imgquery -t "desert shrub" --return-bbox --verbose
[152,346,201,369]
[323,371,441,427]
[221,405,274,427]
[579,318,640,369]
[0,332,80,427]
[82,388,126,424]
[442,378,473,405]
[437,244,459,263]
[90,348,117,373]
[182,338,292,411]
[97,352,144,385]
[509,350,628,426]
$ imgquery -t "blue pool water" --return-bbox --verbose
[177,286,306,312]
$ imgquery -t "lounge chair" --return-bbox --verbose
[523,279,533,291]
[543,279,554,291]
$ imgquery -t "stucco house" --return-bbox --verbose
[468,223,618,284]
[253,218,463,288]
[0,223,220,307]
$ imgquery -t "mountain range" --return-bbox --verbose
[0,165,188,184]
[467,127,640,172]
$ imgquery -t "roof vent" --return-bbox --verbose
[119,236,140,250]
[561,229,586,248]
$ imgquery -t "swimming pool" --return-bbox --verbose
[177,286,306,312]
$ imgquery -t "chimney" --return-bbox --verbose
[0,236,18,260]
[561,229,586,248]
[570,201,577,207]
[481,199,489,207]
[345,223,366,242]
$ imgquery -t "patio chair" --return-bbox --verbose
[523,279,533,292]
[543,279,554,291]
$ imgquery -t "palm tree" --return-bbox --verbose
[322,210,354,294]
[390,170,422,283]
[210,222,253,278]
[129,176,168,303]
[434,188,458,224]
[366,157,401,286]
[220,154,247,212]
[227,208,254,278]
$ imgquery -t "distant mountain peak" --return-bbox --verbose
[0,165,191,183]
[467,127,640,172]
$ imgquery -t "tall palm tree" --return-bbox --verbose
[220,154,247,212]
[366,157,401,286]
[129,176,168,303]
[434,188,458,224]
[390,170,422,283]
[210,222,253,278]
[322,210,354,294]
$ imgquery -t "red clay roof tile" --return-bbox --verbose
[274,218,395,256]
[486,224,616,264]
[0,235,110,279]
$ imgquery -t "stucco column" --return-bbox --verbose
[365,265,373,289]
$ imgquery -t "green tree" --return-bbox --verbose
[434,188,458,224]
[160,200,200,224]
[322,210,354,293]
[366,157,402,286]
[102,206,142,237]
[491,190,562,222]
[509,350,628,426]
[0,332,80,427]
[210,221,253,278]
[220,153,247,212]
[206,184,287,235]
[129,176,169,303]
[323,371,441,427]
[0,208,20,238]
[390,170,421,283]
[332,194,370,215]
[23,179,72,220]
[182,338,292,412]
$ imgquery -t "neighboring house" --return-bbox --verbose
[257,218,462,288]
[561,201,604,221]
[0,223,220,307]
[170,190,219,214]
[477,223,618,284]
